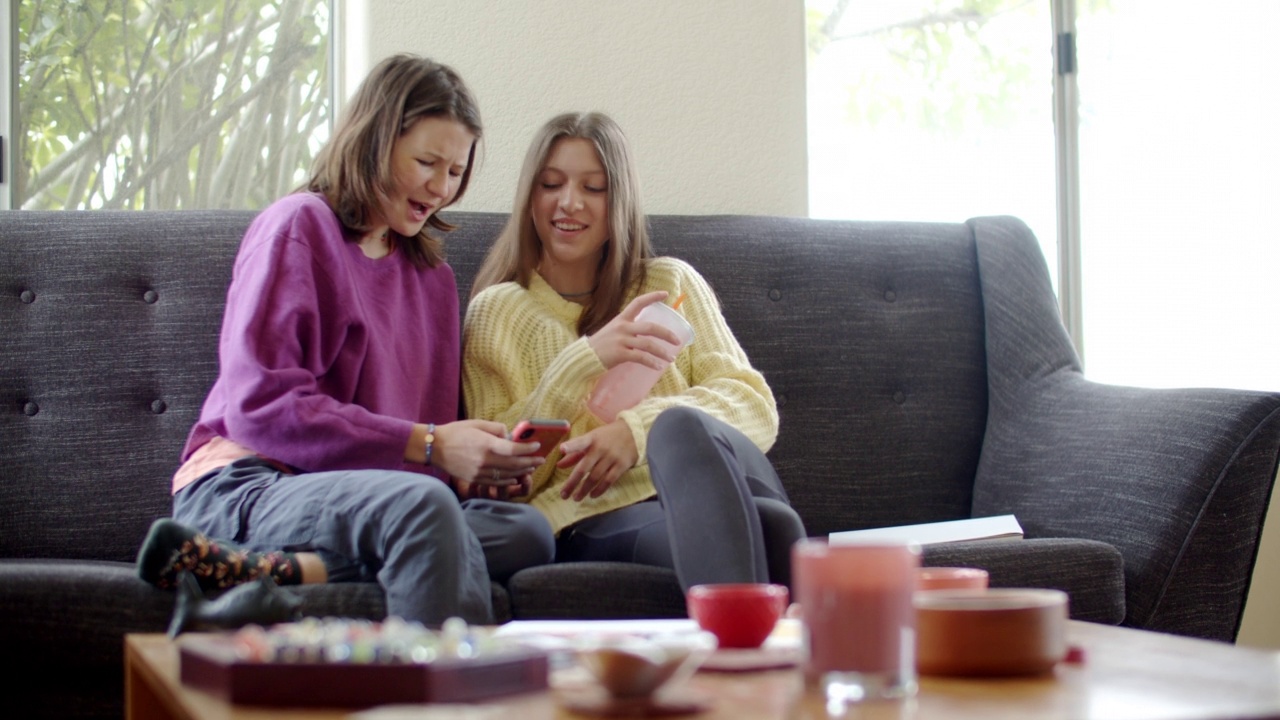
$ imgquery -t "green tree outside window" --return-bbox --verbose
[16,0,331,210]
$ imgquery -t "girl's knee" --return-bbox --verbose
[466,503,554,581]
[651,406,711,440]
[755,498,806,540]
[509,507,556,567]
[379,480,468,531]
[649,408,719,463]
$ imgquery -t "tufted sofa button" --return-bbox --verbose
[884,290,897,302]
[143,289,159,304]
[893,391,906,404]
[768,289,782,301]
[150,399,168,414]
[20,289,36,304]
[776,393,787,407]
[23,402,39,416]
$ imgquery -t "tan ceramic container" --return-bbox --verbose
[915,588,1068,677]
[917,567,989,591]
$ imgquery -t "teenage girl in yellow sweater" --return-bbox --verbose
[463,112,806,589]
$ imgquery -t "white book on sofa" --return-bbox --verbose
[829,514,1023,546]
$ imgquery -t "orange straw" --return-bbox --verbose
[671,293,687,310]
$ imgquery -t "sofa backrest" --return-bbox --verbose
[1,210,989,562]
[2,211,255,563]
[643,216,989,536]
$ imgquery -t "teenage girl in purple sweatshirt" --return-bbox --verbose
[134,55,554,625]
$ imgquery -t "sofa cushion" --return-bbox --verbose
[921,538,1125,624]
[0,560,176,670]
[507,562,686,619]
[0,560,509,672]
[10,670,120,720]
[505,537,1124,625]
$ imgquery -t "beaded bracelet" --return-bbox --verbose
[423,423,435,467]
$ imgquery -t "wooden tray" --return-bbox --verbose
[179,634,548,707]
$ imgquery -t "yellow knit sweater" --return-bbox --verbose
[462,256,779,534]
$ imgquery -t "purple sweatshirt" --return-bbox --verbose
[179,192,460,475]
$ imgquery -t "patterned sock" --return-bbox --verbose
[136,518,302,591]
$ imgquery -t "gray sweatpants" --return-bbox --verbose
[172,457,554,625]
[555,406,807,589]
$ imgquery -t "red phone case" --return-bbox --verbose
[511,419,570,455]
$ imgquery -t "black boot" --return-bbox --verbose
[167,571,303,638]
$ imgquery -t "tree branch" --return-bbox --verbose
[106,42,314,208]
[819,0,1036,46]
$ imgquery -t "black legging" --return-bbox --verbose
[555,406,807,589]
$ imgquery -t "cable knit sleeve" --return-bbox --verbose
[616,258,779,462]
[463,283,603,428]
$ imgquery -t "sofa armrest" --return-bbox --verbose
[967,216,1280,641]
[924,538,1125,624]
[973,375,1280,640]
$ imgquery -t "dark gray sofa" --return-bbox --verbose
[3,210,1278,719]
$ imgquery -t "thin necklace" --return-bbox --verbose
[558,287,596,299]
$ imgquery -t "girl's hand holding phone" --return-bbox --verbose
[511,419,570,463]
[430,419,541,490]
[454,475,532,501]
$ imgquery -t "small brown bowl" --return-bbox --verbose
[575,632,717,699]
[915,588,1068,677]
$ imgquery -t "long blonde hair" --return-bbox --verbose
[471,112,651,336]
[307,54,482,268]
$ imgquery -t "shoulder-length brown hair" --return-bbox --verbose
[471,112,652,336]
[307,54,482,268]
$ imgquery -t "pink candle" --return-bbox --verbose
[792,539,920,702]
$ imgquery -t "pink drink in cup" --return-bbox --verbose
[586,300,694,422]
[793,539,920,703]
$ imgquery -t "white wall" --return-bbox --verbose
[345,0,808,217]
[1239,467,1280,649]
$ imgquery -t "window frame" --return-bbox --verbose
[1,0,15,210]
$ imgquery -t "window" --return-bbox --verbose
[806,0,1057,290]
[4,0,333,210]
[1075,1,1278,390]
[807,0,1278,392]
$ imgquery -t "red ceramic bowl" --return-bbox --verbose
[686,583,789,649]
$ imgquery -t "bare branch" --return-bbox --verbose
[106,42,315,208]
[20,0,329,210]
[821,0,853,39]
[818,1,1036,45]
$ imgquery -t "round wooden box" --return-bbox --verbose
[915,588,1068,677]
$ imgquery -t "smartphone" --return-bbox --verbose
[510,418,570,457]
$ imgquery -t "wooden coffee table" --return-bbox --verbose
[126,621,1280,719]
